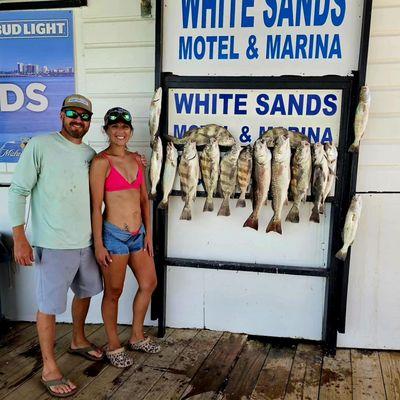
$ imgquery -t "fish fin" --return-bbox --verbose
[286,205,300,223]
[236,199,246,208]
[158,199,168,209]
[335,247,347,261]
[243,214,258,230]
[180,206,192,221]
[309,206,320,223]
[348,143,359,153]
[217,199,230,216]
[266,218,282,235]
[203,198,214,212]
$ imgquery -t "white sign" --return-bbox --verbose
[168,88,342,145]
[163,0,364,76]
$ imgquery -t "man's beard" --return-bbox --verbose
[63,120,88,139]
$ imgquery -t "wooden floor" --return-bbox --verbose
[0,323,399,399]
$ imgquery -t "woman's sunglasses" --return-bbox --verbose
[107,111,132,123]
[64,109,92,122]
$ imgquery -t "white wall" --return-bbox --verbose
[337,0,400,349]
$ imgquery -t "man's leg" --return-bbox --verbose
[37,311,76,395]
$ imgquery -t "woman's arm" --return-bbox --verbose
[138,161,153,257]
[89,155,112,267]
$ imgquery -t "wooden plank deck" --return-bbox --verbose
[0,323,399,399]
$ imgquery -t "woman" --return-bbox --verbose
[90,107,159,368]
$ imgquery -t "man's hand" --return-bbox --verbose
[95,245,112,268]
[13,227,34,266]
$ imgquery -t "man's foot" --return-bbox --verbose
[41,371,77,397]
[70,340,103,360]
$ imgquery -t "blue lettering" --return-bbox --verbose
[265,35,281,59]
[296,0,312,26]
[256,94,269,115]
[229,36,239,59]
[331,0,346,26]
[175,93,194,113]
[235,94,247,114]
[195,93,209,114]
[314,0,330,26]
[308,127,320,143]
[182,0,200,28]
[281,35,294,58]
[271,95,286,115]
[194,36,206,59]
[323,94,337,116]
[206,35,218,58]
[263,0,277,27]
[220,93,233,114]
[218,0,225,27]
[295,35,307,58]
[329,34,342,58]
[230,0,236,27]
[321,128,333,143]
[306,94,321,115]
[179,36,192,59]
[288,94,304,115]
[174,124,188,138]
[278,0,294,27]
[315,34,328,59]
[218,35,229,59]
[241,0,254,27]
[202,0,217,28]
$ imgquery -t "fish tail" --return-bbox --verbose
[266,218,282,235]
[217,199,230,216]
[319,203,325,214]
[335,247,348,261]
[180,206,192,221]
[236,198,246,208]
[286,204,300,223]
[148,190,157,200]
[158,199,168,209]
[243,213,258,230]
[203,197,214,212]
[348,143,359,153]
[309,206,320,223]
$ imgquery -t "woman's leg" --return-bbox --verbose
[127,250,157,343]
[101,254,129,350]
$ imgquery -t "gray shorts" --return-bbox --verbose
[34,246,103,315]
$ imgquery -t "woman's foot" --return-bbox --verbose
[127,337,161,354]
[70,339,103,360]
[104,346,134,368]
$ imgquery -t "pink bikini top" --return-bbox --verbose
[102,153,144,192]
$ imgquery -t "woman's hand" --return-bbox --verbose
[95,245,112,268]
[144,235,154,257]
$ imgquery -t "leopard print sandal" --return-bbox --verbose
[127,337,161,354]
[104,346,134,368]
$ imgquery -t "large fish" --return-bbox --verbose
[167,124,236,147]
[286,140,312,223]
[309,143,329,223]
[178,141,200,220]
[266,134,291,234]
[349,86,370,153]
[200,138,220,212]
[322,143,338,207]
[149,136,163,199]
[335,195,362,261]
[217,143,241,216]
[261,127,310,149]
[158,142,178,209]
[149,87,162,144]
[243,139,271,230]
[236,145,253,208]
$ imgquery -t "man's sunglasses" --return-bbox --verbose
[107,111,132,123]
[64,109,92,122]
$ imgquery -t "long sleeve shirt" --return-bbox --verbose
[8,132,96,249]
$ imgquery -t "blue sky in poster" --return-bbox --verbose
[0,10,75,162]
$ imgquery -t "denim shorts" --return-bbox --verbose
[103,221,145,255]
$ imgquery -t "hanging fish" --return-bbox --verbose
[266,134,291,234]
[243,139,271,230]
[149,136,163,200]
[286,140,312,223]
[217,144,241,216]
[335,195,362,261]
[261,127,310,149]
[236,145,253,208]
[309,143,329,223]
[349,86,370,153]
[158,142,178,209]
[322,143,338,208]
[200,138,220,212]
[178,141,200,220]
[149,87,162,144]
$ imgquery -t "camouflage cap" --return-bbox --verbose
[61,94,92,114]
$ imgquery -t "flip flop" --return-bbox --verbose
[68,342,104,361]
[41,376,78,398]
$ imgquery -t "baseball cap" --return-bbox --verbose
[61,94,93,114]
[103,107,133,128]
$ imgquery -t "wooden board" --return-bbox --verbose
[180,332,247,400]
[379,351,400,400]
[351,349,386,400]
[142,329,223,400]
[319,349,352,400]
[217,339,270,400]
[111,329,199,399]
[251,344,296,400]
[0,324,40,358]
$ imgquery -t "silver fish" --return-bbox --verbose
[218,143,241,216]
[309,143,329,223]
[322,143,338,207]
[261,127,310,149]
[243,139,271,230]
[349,86,370,153]
[141,0,152,17]
[149,87,162,144]
[286,140,312,223]
[335,195,362,261]
[158,142,178,209]
[149,136,163,199]
[167,124,236,147]
[200,138,220,212]
[266,134,291,234]
[236,145,253,208]
[178,141,200,220]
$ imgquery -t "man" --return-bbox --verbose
[9,94,104,397]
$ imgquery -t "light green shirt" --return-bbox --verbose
[8,132,96,249]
